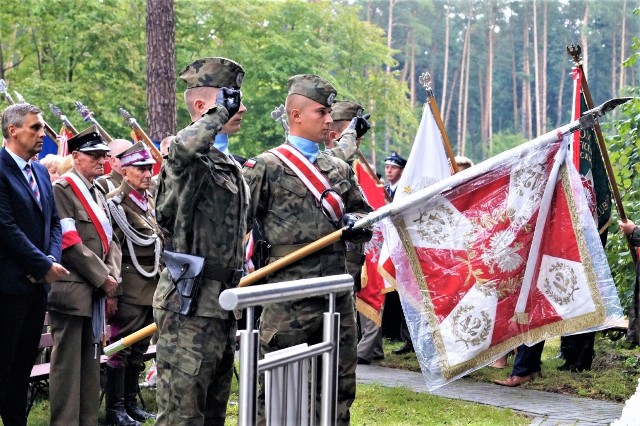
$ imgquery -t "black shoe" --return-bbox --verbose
[124,365,155,422]
[372,354,385,361]
[105,366,141,426]
[357,357,371,365]
[392,342,415,355]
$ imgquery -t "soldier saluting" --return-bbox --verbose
[153,57,248,426]
[104,142,163,425]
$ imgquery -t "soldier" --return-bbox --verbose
[153,57,248,425]
[327,100,371,163]
[48,126,121,426]
[242,74,373,425]
[105,142,163,425]
[95,138,133,193]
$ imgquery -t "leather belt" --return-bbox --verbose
[269,241,344,258]
[202,261,243,286]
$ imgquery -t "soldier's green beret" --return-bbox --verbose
[330,101,364,121]
[179,57,244,89]
[287,74,337,107]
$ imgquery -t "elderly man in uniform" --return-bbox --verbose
[105,142,163,425]
[48,126,121,426]
[95,138,133,193]
[243,74,372,425]
[153,57,248,426]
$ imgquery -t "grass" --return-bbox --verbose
[380,332,640,403]
[23,332,636,425]
[23,360,528,426]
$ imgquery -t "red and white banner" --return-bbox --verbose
[379,126,622,389]
[354,160,389,325]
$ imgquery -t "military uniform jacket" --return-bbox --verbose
[49,169,122,317]
[95,170,123,194]
[107,181,163,306]
[153,107,249,318]
[243,145,372,283]
[329,127,358,163]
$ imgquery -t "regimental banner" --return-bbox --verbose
[381,128,622,389]
[571,67,612,235]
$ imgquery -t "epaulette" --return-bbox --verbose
[54,178,70,188]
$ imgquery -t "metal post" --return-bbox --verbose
[319,311,340,425]
[238,306,259,426]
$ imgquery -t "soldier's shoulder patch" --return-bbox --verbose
[244,158,257,168]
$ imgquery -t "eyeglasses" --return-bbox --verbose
[82,151,110,160]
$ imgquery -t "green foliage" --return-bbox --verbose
[488,130,527,156]
[605,91,640,311]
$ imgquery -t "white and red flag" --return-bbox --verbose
[379,103,452,290]
[374,125,622,389]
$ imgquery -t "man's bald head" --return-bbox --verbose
[108,139,133,174]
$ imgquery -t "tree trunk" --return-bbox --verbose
[556,66,566,127]
[485,0,494,156]
[409,32,416,108]
[580,3,589,80]
[146,0,176,140]
[441,0,451,123]
[384,0,396,155]
[541,0,547,133]
[532,0,541,136]
[444,68,459,130]
[611,32,617,97]
[456,19,469,154]
[511,31,518,133]
[619,0,627,92]
[521,19,532,140]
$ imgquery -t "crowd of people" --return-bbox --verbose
[0,56,383,426]
[1,55,636,426]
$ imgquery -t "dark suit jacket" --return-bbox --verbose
[0,148,62,294]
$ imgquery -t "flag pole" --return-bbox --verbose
[566,44,637,263]
[420,72,460,174]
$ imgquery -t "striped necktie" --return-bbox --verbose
[24,163,42,209]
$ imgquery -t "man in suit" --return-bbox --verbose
[48,125,121,426]
[0,103,68,426]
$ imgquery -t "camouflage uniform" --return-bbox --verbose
[327,101,369,288]
[153,57,248,426]
[105,142,163,423]
[243,75,372,426]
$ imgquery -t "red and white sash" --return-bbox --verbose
[62,173,113,255]
[269,144,345,223]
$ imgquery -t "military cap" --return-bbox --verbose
[287,74,337,107]
[330,101,364,121]
[179,57,244,89]
[67,125,109,153]
[384,151,407,168]
[117,141,156,167]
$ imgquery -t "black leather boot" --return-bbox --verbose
[106,366,141,426]
[125,364,156,422]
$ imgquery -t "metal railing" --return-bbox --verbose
[220,274,353,426]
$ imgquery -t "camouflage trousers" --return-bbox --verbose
[154,308,236,426]
[258,291,357,426]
